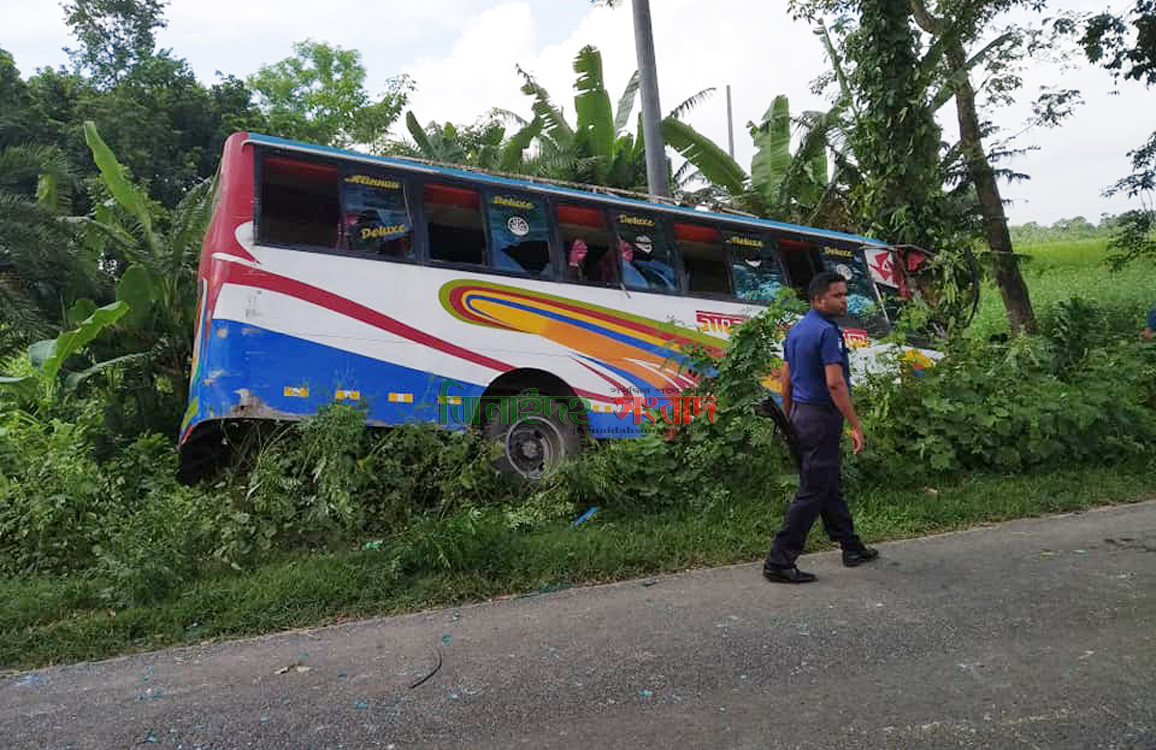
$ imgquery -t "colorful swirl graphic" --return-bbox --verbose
[439,279,729,393]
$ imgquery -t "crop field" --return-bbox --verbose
[970,239,1152,339]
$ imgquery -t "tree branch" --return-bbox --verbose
[909,0,947,36]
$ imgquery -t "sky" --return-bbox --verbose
[4,0,1154,225]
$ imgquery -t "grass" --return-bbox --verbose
[2,462,1154,671]
[970,238,1152,339]
[3,236,1152,673]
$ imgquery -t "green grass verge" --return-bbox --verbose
[3,463,1153,671]
[970,238,1151,339]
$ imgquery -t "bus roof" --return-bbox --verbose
[243,131,889,250]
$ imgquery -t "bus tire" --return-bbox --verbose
[483,400,582,480]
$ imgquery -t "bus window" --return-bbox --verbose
[556,203,617,284]
[820,245,880,318]
[675,223,730,296]
[425,183,487,266]
[727,231,787,302]
[614,212,678,292]
[486,192,552,278]
[259,155,340,248]
[341,172,414,259]
[779,238,824,299]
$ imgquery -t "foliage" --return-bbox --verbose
[396,112,538,173]
[1082,0,1156,86]
[1080,2,1156,268]
[847,325,1156,485]
[63,0,167,86]
[74,120,213,407]
[509,45,712,192]
[665,94,853,226]
[248,40,412,150]
[30,300,129,381]
[0,144,104,357]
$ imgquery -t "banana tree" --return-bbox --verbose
[513,45,712,192]
[399,111,544,174]
[62,121,212,400]
[664,94,850,224]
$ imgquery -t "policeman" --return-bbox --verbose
[764,271,879,583]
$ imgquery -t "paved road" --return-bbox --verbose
[3,501,1155,749]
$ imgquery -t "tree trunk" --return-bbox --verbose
[944,43,1036,334]
[909,0,1036,334]
[631,0,670,198]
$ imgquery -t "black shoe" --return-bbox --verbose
[842,547,879,567]
[763,566,817,584]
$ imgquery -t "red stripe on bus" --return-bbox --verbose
[225,264,513,372]
[219,264,618,405]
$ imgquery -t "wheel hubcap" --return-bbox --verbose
[507,420,557,478]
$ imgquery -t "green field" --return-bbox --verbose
[970,238,1152,339]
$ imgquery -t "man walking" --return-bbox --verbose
[764,271,878,583]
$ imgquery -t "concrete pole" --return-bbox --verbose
[726,84,735,159]
[631,0,669,198]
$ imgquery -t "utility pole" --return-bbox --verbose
[726,84,735,159]
[631,0,669,198]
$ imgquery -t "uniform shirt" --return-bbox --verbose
[1148,305,1156,331]
[783,309,851,405]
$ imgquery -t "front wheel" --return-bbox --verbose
[483,402,582,480]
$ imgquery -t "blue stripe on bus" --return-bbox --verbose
[185,319,647,439]
[189,320,483,428]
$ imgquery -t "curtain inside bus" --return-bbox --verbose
[341,173,414,259]
[727,232,787,302]
[486,192,551,278]
[613,212,678,292]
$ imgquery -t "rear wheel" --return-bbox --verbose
[483,400,582,480]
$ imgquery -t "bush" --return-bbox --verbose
[0,404,110,574]
[2,297,1153,605]
[847,321,1156,486]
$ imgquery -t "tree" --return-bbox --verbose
[1081,1,1156,266]
[513,45,710,192]
[791,0,1080,333]
[71,124,213,416]
[63,0,168,87]
[248,40,411,150]
[664,94,856,227]
[399,112,543,173]
[907,0,1041,333]
[1082,0,1156,84]
[0,145,105,358]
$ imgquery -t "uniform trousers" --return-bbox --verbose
[765,401,864,569]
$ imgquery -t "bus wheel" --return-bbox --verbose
[484,405,581,480]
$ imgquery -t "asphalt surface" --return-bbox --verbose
[3,500,1155,749]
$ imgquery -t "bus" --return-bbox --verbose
[177,131,943,482]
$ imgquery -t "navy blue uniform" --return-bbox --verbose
[766,310,865,570]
